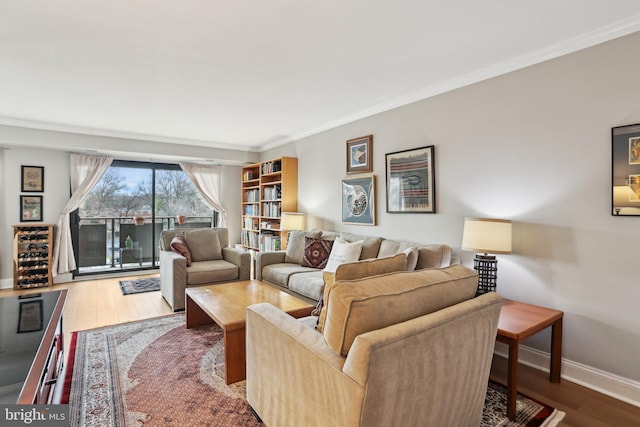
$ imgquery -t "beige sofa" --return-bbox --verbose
[246,264,501,427]
[256,229,455,302]
[158,228,251,311]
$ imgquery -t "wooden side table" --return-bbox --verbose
[496,298,563,420]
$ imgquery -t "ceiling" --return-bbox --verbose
[2,1,640,153]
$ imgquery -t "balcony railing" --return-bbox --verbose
[75,215,215,275]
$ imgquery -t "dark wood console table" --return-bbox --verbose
[0,290,67,404]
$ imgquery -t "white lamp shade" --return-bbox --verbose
[280,212,305,231]
[461,218,512,254]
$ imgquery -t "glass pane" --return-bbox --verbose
[76,163,216,275]
[155,169,213,228]
[78,166,152,272]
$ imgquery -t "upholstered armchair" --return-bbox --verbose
[246,265,502,427]
[159,228,250,311]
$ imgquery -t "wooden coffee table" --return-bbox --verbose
[185,280,314,384]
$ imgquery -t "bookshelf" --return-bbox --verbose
[241,157,297,251]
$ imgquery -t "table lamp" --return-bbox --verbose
[461,217,512,295]
[280,212,305,249]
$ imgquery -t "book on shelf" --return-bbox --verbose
[244,205,259,216]
[243,170,259,181]
[263,184,281,200]
[262,202,281,217]
[262,160,282,175]
[245,189,260,202]
[260,232,281,251]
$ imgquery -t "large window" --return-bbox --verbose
[73,160,217,275]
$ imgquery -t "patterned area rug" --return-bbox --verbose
[119,276,161,295]
[62,314,565,427]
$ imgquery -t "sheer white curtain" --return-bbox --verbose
[52,154,113,276]
[179,162,227,227]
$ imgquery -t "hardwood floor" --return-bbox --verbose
[490,357,640,427]
[2,274,639,426]
[0,273,172,358]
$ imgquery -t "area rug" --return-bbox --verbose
[62,314,565,427]
[119,276,161,295]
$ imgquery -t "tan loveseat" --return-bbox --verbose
[159,228,251,311]
[256,229,455,302]
[246,265,501,427]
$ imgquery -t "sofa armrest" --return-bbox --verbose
[159,249,187,311]
[254,251,286,280]
[222,247,251,280]
[246,303,364,427]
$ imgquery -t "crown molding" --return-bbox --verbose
[262,15,640,151]
[0,116,261,153]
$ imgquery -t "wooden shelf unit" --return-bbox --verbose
[241,157,297,251]
[13,223,54,289]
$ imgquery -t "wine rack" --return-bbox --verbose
[13,224,54,289]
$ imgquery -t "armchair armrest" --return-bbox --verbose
[246,303,364,427]
[254,251,286,280]
[222,247,251,280]
[159,249,187,311]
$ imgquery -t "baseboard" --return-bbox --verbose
[495,342,640,408]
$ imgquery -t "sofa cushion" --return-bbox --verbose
[339,232,382,260]
[378,239,419,270]
[287,270,325,300]
[324,238,363,273]
[415,245,452,269]
[262,263,319,288]
[322,264,478,356]
[317,253,408,333]
[301,237,334,269]
[184,228,222,262]
[186,259,238,285]
[285,230,322,264]
[318,230,340,240]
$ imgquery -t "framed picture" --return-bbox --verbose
[342,175,376,225]
[20,195,43,222]
[385,145,435,213]
[21,165,44,192]
[346,135,373,174]
[17,299,43,333]
[612,124,640,216]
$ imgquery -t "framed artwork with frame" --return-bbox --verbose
[20,195,43,222]
[17,299,43,333]
[342,175,376,225]
[612,123,640,216]
[21,165,44,192]
[385,145,435,213]
[346,135,373,174]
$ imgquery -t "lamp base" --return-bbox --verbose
[474,254,498,295]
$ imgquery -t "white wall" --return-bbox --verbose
[262,32,640,399]
[0,148,70,287]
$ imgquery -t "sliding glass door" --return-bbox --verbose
[73,160,217,276]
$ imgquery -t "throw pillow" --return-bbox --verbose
[301,237,334,269]
[170,235,192,266]
[323,238,363,273]
[184,228,222,262]
[285,230,322,264]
